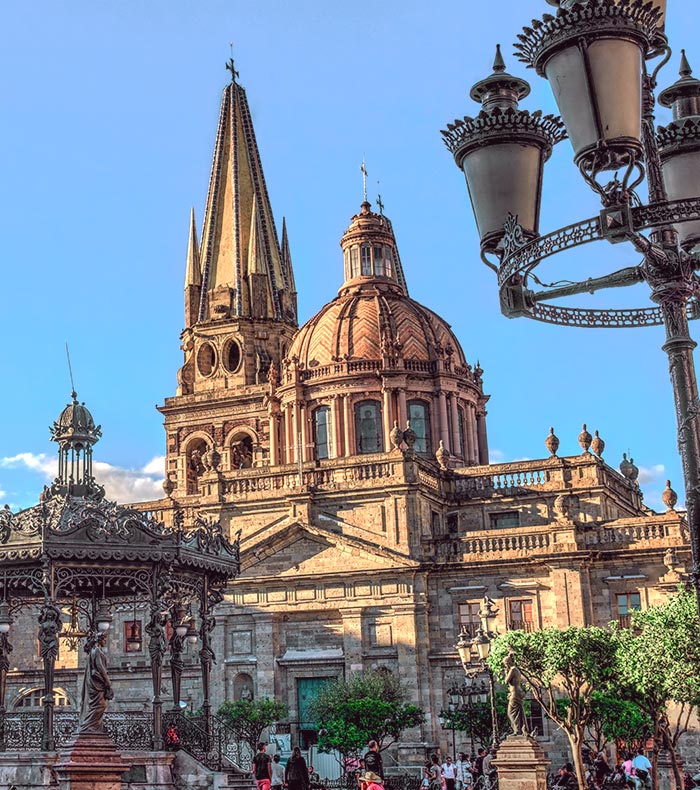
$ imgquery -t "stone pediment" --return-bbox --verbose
[239,519,416,578]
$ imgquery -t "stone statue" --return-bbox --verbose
[78,632,113,733]
[38,602,62,662]
[503,650,528,736]
[239,683,253,701]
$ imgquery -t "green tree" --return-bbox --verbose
[440,690,511,749]
[309,670,424,761]
[584,691,652,754]
[217,698,289,752]
[489,627,616,790]
[615,589,700,790]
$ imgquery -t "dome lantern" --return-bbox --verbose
[339,201,406,293]
[49,391,103,498]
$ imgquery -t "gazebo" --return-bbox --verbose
[0,392,240,757]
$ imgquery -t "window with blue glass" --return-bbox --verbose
[354,400,383,454]
[408,400,431,454]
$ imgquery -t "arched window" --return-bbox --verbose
[186,438,209,494]
[354,401,383,454]
[408,400,431,455]
[350,247,360,278]
[15,687,70,709]
[313,406,332,460]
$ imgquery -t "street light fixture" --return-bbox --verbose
[443,1,700,607]
[454,597,501,748]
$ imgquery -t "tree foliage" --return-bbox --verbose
[489,627,616,790]
[585,691,652,754]
[217,698,289,751]
[615,589,700,790]
[308,670,424,759]
[440,690,511,748]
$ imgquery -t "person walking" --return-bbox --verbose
[271,754,285,790]
[456,753,472,789]
[253,743,273,790]
[360,771,384,790]
[443,756,457,790]
[632,749,652,790]
[473,749,486,781]
[286,746,310,790]
[364,741,384,780]
[428,754,442,790]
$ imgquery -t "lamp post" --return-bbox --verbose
[438,707,458,758]
[454,596,501,748]
[443,2,700,609]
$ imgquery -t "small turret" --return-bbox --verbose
[184,208,202,328]
[49,392,103,498]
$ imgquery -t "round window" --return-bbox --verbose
[224,339,242,372]
[197,342,217,377]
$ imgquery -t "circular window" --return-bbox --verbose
[224,339,242,373]
[197,342,217,377]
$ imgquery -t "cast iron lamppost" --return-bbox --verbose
[454,597,500,748]
[440,679,491,755]
[442,1,700,609]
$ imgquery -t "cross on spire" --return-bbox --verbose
[376,187,384,216]
[226,42,239,84]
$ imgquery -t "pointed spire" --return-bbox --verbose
[185,207,201,287]
[280,218,297,294]
[680,49,692,78]
[493,44,506,73]
[197,72,296,326]
[184,208,202,328]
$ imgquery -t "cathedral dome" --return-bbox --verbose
[288,284,468,372]
[287,202,468,374]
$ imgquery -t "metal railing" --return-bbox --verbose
[162,710,252,773]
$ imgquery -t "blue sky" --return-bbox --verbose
[0,1,695,511]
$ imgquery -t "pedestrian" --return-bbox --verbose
[473,749,486,780]
[553,763,577,789]
[428,754,442,790]
[622,753,635,786]
[482,750,496,776]
[364,741,384,780]
[594,751,611,788]
[443,756,457,790]
[360,771,384,790]
[286,746,310,790]
[272,754,285,790]
[456,753,472,789]
[308,766,321,790]
[632,749,652,790]
[253,743,273,790]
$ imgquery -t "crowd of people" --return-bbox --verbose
[421,749,498,790]
[551,748,654,790]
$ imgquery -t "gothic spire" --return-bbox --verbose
[197,70,296,326]
[280,217,297,319]
[184,207,202,328]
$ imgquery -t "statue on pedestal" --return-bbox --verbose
[503,650,528,737]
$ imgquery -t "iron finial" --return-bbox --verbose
[680,49,693,78]
[493,44,506,74]
[360,156,368,203]
[65,342,77,402]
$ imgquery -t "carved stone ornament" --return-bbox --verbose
[591,430,605,458]
[662,480,678,511]
[162,476,175,497]
[578,423,592,454]
[545,427,559,457]
[435,440,450,471]
[620,452,633,479]
[403,421,417,450]
[389,421,403,450]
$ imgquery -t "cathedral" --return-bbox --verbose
[2,63,692,770]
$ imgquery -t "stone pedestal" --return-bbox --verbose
[493,735,550,790]
[54,732,130,790]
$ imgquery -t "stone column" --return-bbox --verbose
[469,404,479,465]
[269,413,279,467]
[340,607,364,674]
[397,390,407,429]
[465,403,475,464]
[252,614,276,697]
[449,395,461,458]
[476,409,489,465]
[345,397,356,456]
[382,388,393,452]
[300,402,310,462]
[438,391,450,451]
[431,395,441,453]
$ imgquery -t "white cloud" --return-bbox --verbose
[489,449,505,463]
[637,464,665,485]
[1,452,164,505]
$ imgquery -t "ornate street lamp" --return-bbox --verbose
[454,596,501,748]
[443,1,700,606]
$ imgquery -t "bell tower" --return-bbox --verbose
[159,60,298,499]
